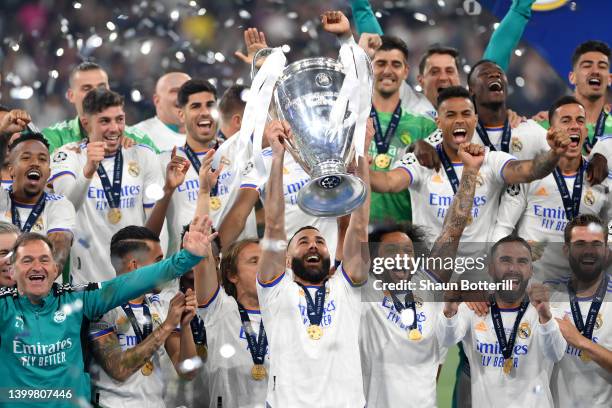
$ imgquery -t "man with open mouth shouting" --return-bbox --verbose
[0,132,75,273]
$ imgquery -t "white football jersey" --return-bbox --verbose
[360,269,447,408]
[50,142,163,283]
[1,179,12,191]
[256,265,364,407]
[196,287,269,408]
[589,134,612,173]
[131,117,185,152]
[436,302,566,408]
[425,119,549,160]
[492,166,612,281]
[547,276,612,408]
[396,149,515,247]
[240,148,337,256]
[0,190,76,235]
[88,293,173,408]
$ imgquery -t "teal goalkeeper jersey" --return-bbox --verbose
[0,249,202,408]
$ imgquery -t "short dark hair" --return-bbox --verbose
[368,222,428,245]
[466,59,500,88]
[571,40,611,68]
[288,225,320,247]
[10,232,54,263]
[220,238,259,299]
[436,85,472,108]
[376,35,410,63]
[490,235,532,260]
[177,79,217,107]
[418,46,460,75]
[8,132,50,153]
[82,88,124,116]
[218,85,247,121]
[110,226,160,271]
[69,61,105,87]
[564,214,608,243]
[548,95,583,124]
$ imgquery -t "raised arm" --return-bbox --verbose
[502,127,569,184]
[429,143,484,283]
[218,188,260,249]
[370,167,411,193]
[350,0,384,35]
[257,121,288,284]
[165,289,198,380]
[85,216,215,318]
[482,0,536,71]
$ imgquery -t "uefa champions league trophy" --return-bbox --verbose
[253,48,372,217]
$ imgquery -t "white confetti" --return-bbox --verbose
[73,2,82,9]
[400,308,415,326]
[175,51,185,63]
[240,89,250,102]
[10,86,34,100]
[210,108,220,121]
[515,76,525,87]
[140,40,152,55]
[214,52,225,62]
[463,64,471,74]
[106,21,116,31]
[437,0,446,6]
[56,48,64,57]
[224,18,235,28]
[197,8,206,16]
[238,10,251,19]
[131,89,142,102]
[189,0,197,7]
[287,12,298,19]
[170,10,180,21]
[11,43,19,52]
[413,12,428,22]
[85,34,103,48]
[514,49,523,57]
[463,0,482,16]
[145,184,165,201]
[493,22,500,30]
[109,32,118,42]
[219,344,236,359]
[49,70,59,79]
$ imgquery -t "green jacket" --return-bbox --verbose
[0,249,202,407]
[42,117,159,154]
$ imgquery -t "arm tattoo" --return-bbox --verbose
[505,151,558,183]
[429,169,478,283]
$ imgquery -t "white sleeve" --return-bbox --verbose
[488,150,518,185]
[196,286,228,326]
[239,157,264,195]
[589,136,612,161]
[256,269,291,310]
[435,304,470,347]
[46,196,76,234]
[140,147,164,209]
[392,152,420,188]
[537,317,567,363]
[491,183,528,241]
[49,148,91,211]
[424,129,443,147]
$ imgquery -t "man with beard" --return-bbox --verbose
[536,41,612,155]
[0,221,19,288]
[360,142,484,407]
[546,214,612,407]
[42,61,157,153]
[370,86,571,248]
[436,235,567,408]
[255,118,370,407]
[49,89,164,283]
[133,72,191,151]
[0,133,75,272]
[493,96,612,281]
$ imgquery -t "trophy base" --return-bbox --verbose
[297,174,367,217]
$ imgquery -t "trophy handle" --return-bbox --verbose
[282,127,313,174]
[250,48,276,81]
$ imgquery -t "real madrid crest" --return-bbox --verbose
[128,161,140,177]
[583,190,595,206]
[518,322,531,339]
[511,137,523,153]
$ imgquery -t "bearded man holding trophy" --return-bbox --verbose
[239,10,373,407]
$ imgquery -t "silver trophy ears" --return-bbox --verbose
[250,47,277,81]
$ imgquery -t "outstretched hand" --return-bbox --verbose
[198,149,223,194]
[165,146,190,191]
[182,215,218,257]
[235,27,269,65]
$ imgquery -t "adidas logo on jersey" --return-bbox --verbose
[431,174,443,183]
[535,187,549,196]
[475,321,488,332]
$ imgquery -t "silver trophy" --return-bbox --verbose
[254,51,371,217]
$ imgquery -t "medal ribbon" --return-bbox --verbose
[96,148,123,210]
[388,291,418,330]
[9,189,47,232]
[475,120,511,152]
[121,301,153,344]
[296,281,328,327]
[190,316,207,346]
[369,100,402,154]
[436,144,460,193]
[489,296,529,360]
[237,302,268,365]
[584,110,608,153]
[184,143,218,196]
[568,274,609,340]
[551,160,586,221]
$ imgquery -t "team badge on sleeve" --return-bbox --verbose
[242,161,254,176]
[427,129,443,145]
[506,184,521,196]
[398,153,417,167]
[53,151,68,163]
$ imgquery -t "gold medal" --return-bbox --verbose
[209,196,221,211]
[375,153,392,169]
[408,328,422,341]
[108,208,122,224]
[196,344,208,360]
[251,364,267,381]
[141,359,154,376]
[128,161,140,177]
[503,358,513,375]
[579,352,591,362]
[307,324,323,340]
